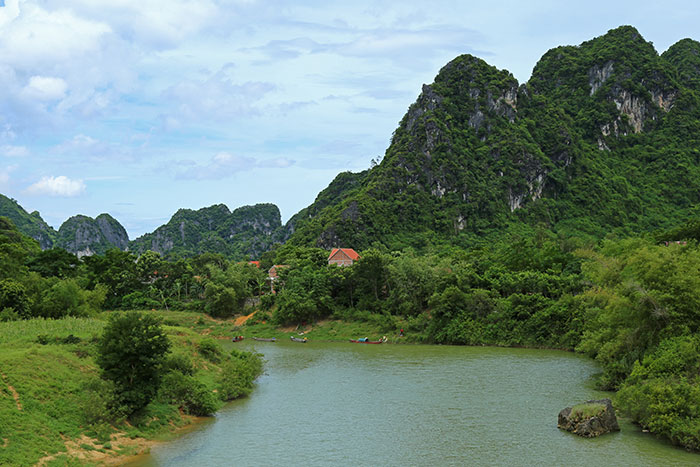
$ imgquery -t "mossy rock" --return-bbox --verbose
[558,398,620,438]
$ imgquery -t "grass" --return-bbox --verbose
[0,310,262,466]
[570,402,606,420]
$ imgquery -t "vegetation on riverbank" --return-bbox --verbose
[3,211,700,453]
[0,312,263,466]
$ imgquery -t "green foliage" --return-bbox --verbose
[129,203,286,260]
[96,312,171,415]
[26,248,80,278]
[34,279,106,319]
[616,336,700,450]
[0,278,30,318]
[0,195,56,249]
[577,239,700,389]
[159,372,221,416]
[198,338,223,363]
[570,403,606,421]
[217,349,264,400]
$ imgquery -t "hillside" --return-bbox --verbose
[55,213,129,257]
[0,195,56,249]
[286,26,700,250]
[129,203,286,259]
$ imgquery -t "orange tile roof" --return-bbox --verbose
[328,248,360,261]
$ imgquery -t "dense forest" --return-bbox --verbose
[2,213,700,450]
[3,25,700,454]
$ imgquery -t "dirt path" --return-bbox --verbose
[1,373,22,411]
[234,311,256,326]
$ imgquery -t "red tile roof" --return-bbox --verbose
[328,248,360,261]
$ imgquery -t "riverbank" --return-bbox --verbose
[0,312,262,466]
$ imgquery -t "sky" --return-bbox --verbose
[1,0,699,239]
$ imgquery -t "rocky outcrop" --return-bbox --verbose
[56,213,129,257]
[129,203,285,259]
[558,399,620,438]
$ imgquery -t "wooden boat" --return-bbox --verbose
[290,336,308,343]
[349,338,386,344]
[252,337,276,342]
[231,336,244,342]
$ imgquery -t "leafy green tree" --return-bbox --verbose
[26,248,80,278]
[0,278,30,318]
[96,312,171,415]
[83,249,140,308]
[0,216,40,279]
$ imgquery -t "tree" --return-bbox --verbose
[26,248,79,278]
[96,312,171,415]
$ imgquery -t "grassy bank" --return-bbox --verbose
[0,312,263,466]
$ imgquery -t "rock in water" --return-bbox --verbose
[558,399,620,438]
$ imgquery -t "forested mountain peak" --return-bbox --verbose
[129,202,285,259]
[0,194,56,249]
[662,38,700,90]
[286,26,700,251]
[56,213,129,257]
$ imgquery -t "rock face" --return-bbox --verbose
[129,203,286,259]
[56,213,129,257]
[558,399,620,438]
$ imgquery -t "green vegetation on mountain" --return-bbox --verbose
[286,26,700,250]
[56,213,129,256]
[129,202,286,260]
[0,194,56,249]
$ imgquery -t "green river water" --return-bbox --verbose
[133,341,699,466]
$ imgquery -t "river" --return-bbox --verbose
[133,341,699,466]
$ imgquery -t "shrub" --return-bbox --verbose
[164,353,195,376]
[0,279,30,318]
[198,338,223,363]
[217,350,264,401]
[159,372,221,416]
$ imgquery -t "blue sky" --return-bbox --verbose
[1,0,699,238]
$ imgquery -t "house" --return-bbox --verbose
[268,265,288,293]
[328,248,359,266]
[248,260,261,268]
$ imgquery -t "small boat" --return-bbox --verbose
[350,337,387,344]
[290,336,308,343]
[252,337,276,342]
[231,336,244,342]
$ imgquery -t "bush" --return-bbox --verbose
[0,307,19,322]
[198,338,223,363]
[159,372,221,416]
[96,312,171,416]
[164,353,195,376]
[0,279,30,318]
[217,350,264,401]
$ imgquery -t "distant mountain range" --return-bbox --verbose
[4,26,700,257]
[0,194,288,259]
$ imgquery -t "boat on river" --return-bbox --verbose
[252,337,276,342]
[350,337,387,344]
[231,336,244,342]
[290,336,308,343]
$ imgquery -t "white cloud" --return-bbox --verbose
[26,175,86,197]
[173,152,295,180]
[22,76,68,101]
[165,66,275,121]
[52,134,135,162]
[0,4,111,67]
[1,145,29,157]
